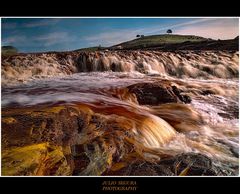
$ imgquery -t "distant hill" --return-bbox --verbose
[2,46,18,56]
[70,34,238,52]
[110,34,209,50]
[74,46,107,52]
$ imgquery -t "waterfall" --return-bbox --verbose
[2,50,238,86]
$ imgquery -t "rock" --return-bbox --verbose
[2,143,71,176]
[105,160,174,176]
[172,85,192,103]
[168,153,237,176]
[104,153,236,176]
[71,145,90,175]
[1,106,82,148]
[1,104,134,176]
[230,147,239,158]
[200,89,215,96]
[1,105,93,176]
[159,153,217,176]
[2,104,235,176]
[127,82,191,105]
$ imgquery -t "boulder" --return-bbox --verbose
[127,82,191,105]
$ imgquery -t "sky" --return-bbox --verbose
[1,17,239,53]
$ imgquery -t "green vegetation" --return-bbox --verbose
[111,34,209,49]
[74,47,99,52]
[71,34,237,52]
[74,46,107,52]
[2,46,18,56]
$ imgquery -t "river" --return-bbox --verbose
[1,50,239,176]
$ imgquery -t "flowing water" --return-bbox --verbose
[1,50,239,175]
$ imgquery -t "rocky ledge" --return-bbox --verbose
[127,82,191,105]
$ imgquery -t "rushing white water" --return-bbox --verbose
[2,51,238,86]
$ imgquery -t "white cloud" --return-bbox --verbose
[35,32,75,46]
[2,22,17,29]
[175,19,239,40]
[84,30,139,46]
[143,18,218,35]
[2,31,75,48]
[23,19,60,28]
[2,35,27,45]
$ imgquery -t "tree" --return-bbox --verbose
[136,34,140,38]
[2,46,18,56]
[167,29,172,34]
[140,35,145,38]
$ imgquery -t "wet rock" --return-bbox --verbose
[217,101,239,119]
[2,143,71,176]
[1,106,83,149]
[159,153,218,176]
[1,104,235,176]
[200,89,216,96]
[168,153,238,176]
[105,153,236,176]
[172,85,192,103]
[230,147,239,158]
[127,82,191,105]
[1,105,91,176]
[106,160,174,176]
[2,104,130,176]
[71,145,90,175]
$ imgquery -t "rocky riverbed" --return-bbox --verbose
[1,51,239,176]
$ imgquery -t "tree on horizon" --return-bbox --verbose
[167,29,172,34]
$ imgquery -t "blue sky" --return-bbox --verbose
[1,18,239,53]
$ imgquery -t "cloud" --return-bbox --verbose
[2,31,75,48]
[2,35,27,45]
[143,18,218,35]
[34,32,75,46]
[23,19,60,28]
[2,22,17,29]
[175,19,239,40]
[84,30,139,46]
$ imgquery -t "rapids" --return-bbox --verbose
[1,50,239,175]
[1,50,238,86]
